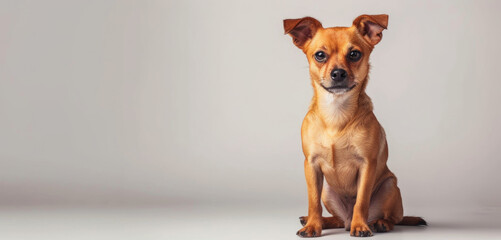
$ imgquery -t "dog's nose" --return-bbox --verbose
[331,69,347,82]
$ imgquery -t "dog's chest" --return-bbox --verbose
[320,143,363,196]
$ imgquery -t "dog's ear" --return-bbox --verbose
[352,14,388,46]
[283,17,323,50]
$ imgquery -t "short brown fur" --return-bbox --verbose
[283,14,426,237]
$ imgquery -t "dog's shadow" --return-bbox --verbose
[320,220,501,237]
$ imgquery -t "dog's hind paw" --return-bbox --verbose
[299,216,307,226]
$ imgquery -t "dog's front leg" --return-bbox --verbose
[296,158,323,237]
[350,160,377,237]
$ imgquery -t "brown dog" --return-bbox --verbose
[283,14,426,237]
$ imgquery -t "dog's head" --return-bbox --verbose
[284,14,388,95]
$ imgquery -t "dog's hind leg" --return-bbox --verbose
[367,177,403,233]
[321,183,355,231]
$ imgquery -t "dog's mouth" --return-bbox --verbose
[321,84,357,94]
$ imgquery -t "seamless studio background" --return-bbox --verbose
[1,0,501,239]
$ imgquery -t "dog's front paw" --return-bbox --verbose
[350,222,373,237]
[296,224,322,238]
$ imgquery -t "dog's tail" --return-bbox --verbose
[396,216,427,226]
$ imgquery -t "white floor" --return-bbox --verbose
[0,204,500,240]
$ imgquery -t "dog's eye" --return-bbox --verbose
[314,51,327,62]
[348,50,362,61]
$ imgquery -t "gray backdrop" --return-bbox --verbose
[1,0,500,210]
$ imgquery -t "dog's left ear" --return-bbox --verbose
[352,14,388,46]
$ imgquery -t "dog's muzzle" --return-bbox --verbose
[322,68,356,93]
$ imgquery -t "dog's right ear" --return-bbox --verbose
[283,17,323,50]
